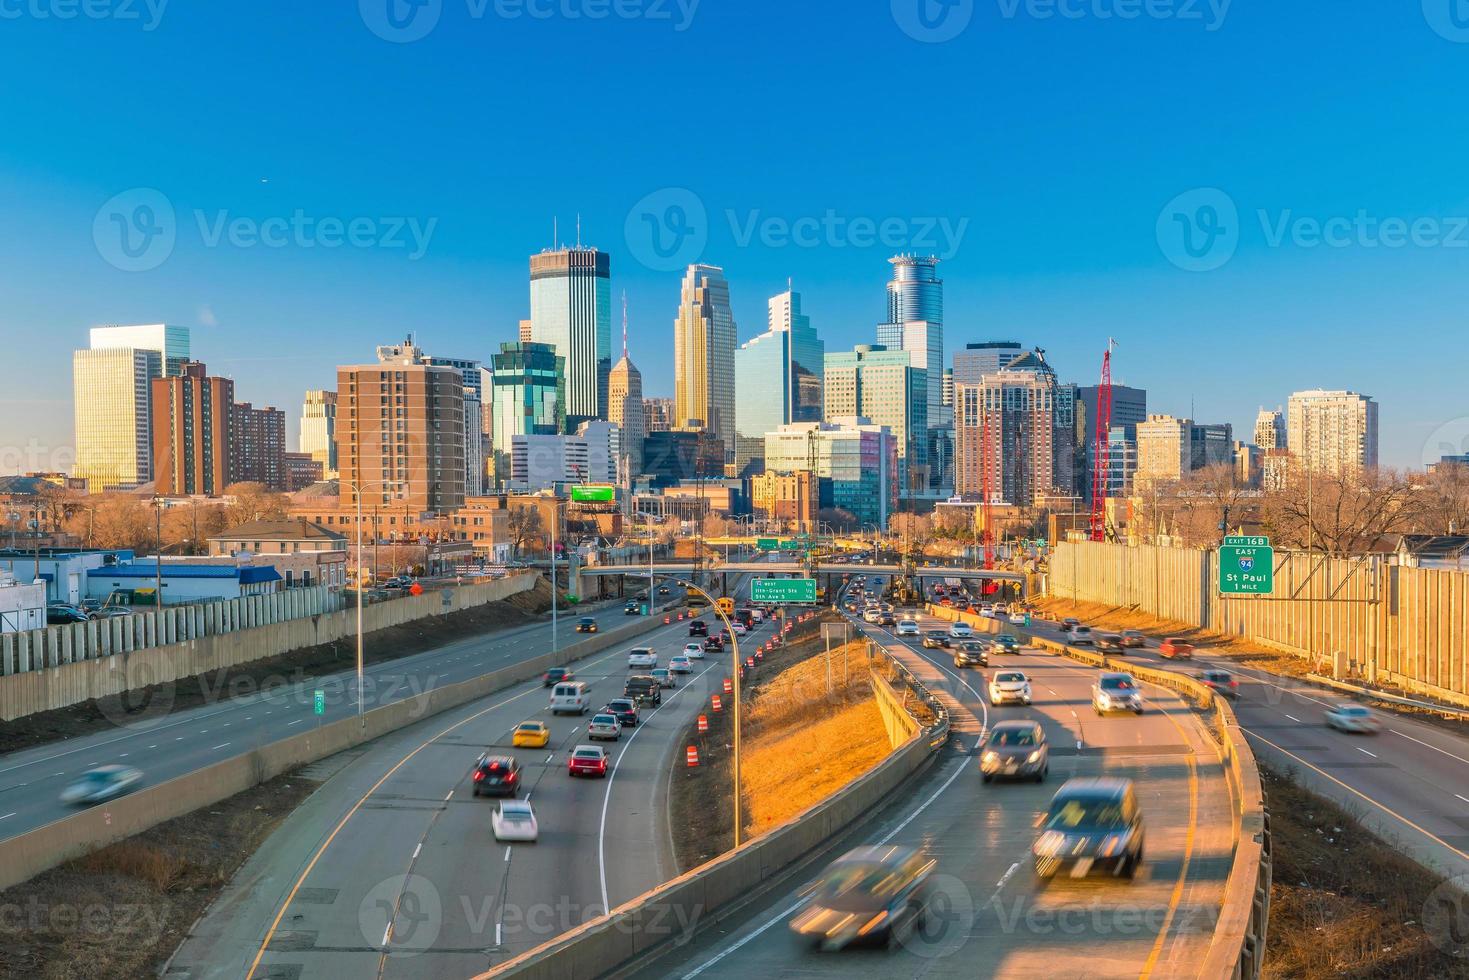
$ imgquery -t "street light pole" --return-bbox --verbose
[680,578,742,848]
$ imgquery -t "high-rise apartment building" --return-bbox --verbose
[300,390,339,478]
[231,402,287,491]
[89,324,191,377]
[1254,408,1285,451]
[876,255,943,423]
[489,341,565,489]
[528,247,611,426]
[673,264,738,455]
[152,362,235,496]
[763,419,897,526]
[953,352,1078,507]
[336,346,467,512]
[952,341,1024,385]
[72,346,162,491]
[750,470,819,530]
[941,367,954,408]
[608,354,645,482]
[823,344,928,492]
[1134,414,1233,489]
[1286,390,1378,474]
[733,287,824,473]
[419,351,488,497]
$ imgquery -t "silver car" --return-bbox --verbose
[587,713,622,741]
[1092,673,1144,715]
[1325,703,1381,733]
[60,765,143,804]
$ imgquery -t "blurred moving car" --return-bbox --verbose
[895,619,920,637]
[624,600,641,615]
[651,667,676,689]
[549,681,591,715]
[1096,633,1125,654]
[981,720,1048,783]
[491,800,539,842]
[991,634,1021,655]
[948,622,975,639]
[1070,626,1096,647]
[567,744,609,777]
[1326,703,1382,733]
[1060,618,1081,633]
[1158,638,1194,659]
[471,754,522,797]
[1120,629,1147,648]
[1092,672,1144,715]
[989,670,1033,706]
[627,647,658,669]
[1032,778,1144,879]
[953,640,989,668]
[542,667,573,687]
[669,655,693,674]
[1199,668,1239,698]
[574,616,599,633]
[657,585,670,596]
[921,630,949,649]
[59,765,143,804]
[512,721,550,748]
[587,713,622,741]
[1008,608,1030,625]
[688,619,708,637]
[788,845,935,950]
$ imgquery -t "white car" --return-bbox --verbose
[989,671,1033,706]
[978,604,995,619]
[896,620,920,637]
[627,647,658,669]
[491,800,539,842]
[863,608,882,624]
[683,642,706,660]
[669,655,693,674]
[59,765,143,804]
[587,712,622,740]
[1325,704,1382,734]
[1009,610,1029,625]
[948,623,975,639]
[731,622,748,636]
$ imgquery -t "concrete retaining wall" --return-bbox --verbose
[0,572,538,721]
[0,602,676,893]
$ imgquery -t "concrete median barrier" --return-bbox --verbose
[0,606,684,892]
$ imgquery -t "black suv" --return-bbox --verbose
[604,698,640,726]
[575,616,598,633]
[624,600,641,615]
[688,619,708,637]
[953,640,990,668]
[471,754,522,797]
[624,675,663,706]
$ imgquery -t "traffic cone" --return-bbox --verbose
[686,745,700,767]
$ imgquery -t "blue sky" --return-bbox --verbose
[2,0,1468,473]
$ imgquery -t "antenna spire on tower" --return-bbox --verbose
[621,290,628,360]
[576,213,582,249]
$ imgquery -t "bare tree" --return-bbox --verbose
[508,506,544,557]
[1411,464,1469,535]
[223,482,289,526]
[1259,466,1421,554]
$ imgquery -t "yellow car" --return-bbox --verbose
[512,721,550,748]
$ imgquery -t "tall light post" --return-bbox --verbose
[679,577,743,848]
[150,496,166,606]
[635,510,659,613]
[340,478,400,727]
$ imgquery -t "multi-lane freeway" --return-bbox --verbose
[635,601,1237,979]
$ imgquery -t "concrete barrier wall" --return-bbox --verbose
[870,668,920,748]
[0,601,676,893]
[0,573,539,721]
[1050,540,1469,703]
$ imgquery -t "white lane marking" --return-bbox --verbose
[504,846,512,862]
[546,753,554,763]
[1389,729,1469,766]
[444,790,454,801]
[1357,747,1378,758]
[1285,714,1302,723]
[212,743,230,751]
[147,745,156,749]
[680,896,809,979]
[412,843,421,859]
[995,860,1021,890]
[118,753,128,758]
[287,720,303,727]
[0,813,15,821]
[1456,794,1469,805]
[381,922,392,947]
[495,922,503,946]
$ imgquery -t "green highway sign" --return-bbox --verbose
[751,578,818,604]
[570,485,615,503]
[1219,538,1274,595]
[313,689,325,716]
[757,537,780,550]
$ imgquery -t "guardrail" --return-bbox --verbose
[0,601,686,893]
[924,602,1271,980]
[1304,673,1469,720]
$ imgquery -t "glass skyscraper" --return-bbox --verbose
[823,344,927,493]
[490,342,565,489]
[733,288,823,474]
[673,264,737,456]
[876,255,943,426]
[528,247,611,427]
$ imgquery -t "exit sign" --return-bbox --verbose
[1219,538,1274,596]
[313,689,326,715]
[751,578,818,604]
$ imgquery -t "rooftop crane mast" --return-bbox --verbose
[1089,339,1117,541]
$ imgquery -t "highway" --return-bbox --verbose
[167,574,758,979]
[634,600,1237,980]
[0,583,673,844]
[1018,608,1469,880]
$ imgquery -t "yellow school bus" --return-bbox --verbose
[716,596,735,617]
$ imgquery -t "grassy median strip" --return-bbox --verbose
[1261,764,1466,978]
[0,768,320,980]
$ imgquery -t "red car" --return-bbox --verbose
[567,745,609,778]
[1159,638,1194,659]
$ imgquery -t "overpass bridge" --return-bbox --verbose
[580,561,1029,595]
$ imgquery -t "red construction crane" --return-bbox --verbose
[1089,340,1116,541]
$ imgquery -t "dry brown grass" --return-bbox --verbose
[1261,766,1467,979]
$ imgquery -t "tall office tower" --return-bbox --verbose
[1287,390,1379,475]
[674,264,738,455]
[643,397,675,433]
[420,350,488,497]
[733,287,824,473]
[876,255,943,422]
[336,344,467,512]
[951,341,1025,385]
[152,362,235,496]
[763,419,898,527]
[231,402,287,491]
[608,355,645,482]
[1133,414,1234,489]
[300,390,339,478]
[941,368,954,408]
[1254,408,1286,451]
[953,352,1077,507]
[72,346,162,491]
[89,323,191,377]
[528,246,611,426]
[823,344,928,492]
[489,341,565,489]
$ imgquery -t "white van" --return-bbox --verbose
[549,681,591,715]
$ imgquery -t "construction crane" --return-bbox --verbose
[1089,339,1117,542]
